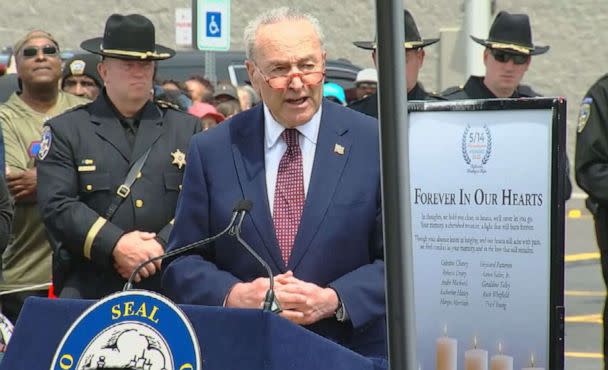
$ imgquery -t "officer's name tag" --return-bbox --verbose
[78,165,96,172]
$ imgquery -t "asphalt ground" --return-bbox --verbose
[565,195,605,370]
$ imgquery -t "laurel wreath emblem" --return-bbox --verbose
[462,125,472,165]
[462,124,492,166]
[481,125,492,164]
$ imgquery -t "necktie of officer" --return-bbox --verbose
[122,117,138,148]
[273,128,305,266]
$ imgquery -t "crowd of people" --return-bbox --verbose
[0,4,604,364]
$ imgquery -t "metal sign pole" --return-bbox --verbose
[205,50,217,85]
[375,0,417,369]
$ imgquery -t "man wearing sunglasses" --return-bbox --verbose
[162,7,386,357]
[444,11,573,201]
[0,30,87,322]
[443,11,547,99]
[348,9,442,119]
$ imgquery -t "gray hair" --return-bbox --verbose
[243,7,326,61]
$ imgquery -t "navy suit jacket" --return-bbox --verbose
[162,100,386,356]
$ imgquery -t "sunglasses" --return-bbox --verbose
[489,49,530,65]
[22,45,58,58]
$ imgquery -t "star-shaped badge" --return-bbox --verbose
[171,149,186,170]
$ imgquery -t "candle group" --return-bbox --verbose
[433,335,542,370]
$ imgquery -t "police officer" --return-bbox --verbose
[348,9,442,118]
[444,11,572,201]
[576,75,608,370]
[61,53,103,100]
[442,11,546,99]
[36,14,200,298]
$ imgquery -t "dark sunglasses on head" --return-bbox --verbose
[489,49,530,65]
[22,45,58,58]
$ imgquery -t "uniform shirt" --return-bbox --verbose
[347,82,443,119]
[442,75,540,100]
[0,91,87,290]
[576,74,608,207]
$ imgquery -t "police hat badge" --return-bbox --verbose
[69,60,86,76]
[50,290,201,370]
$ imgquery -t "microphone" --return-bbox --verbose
[230,201,282,313]
[123,200,250,291]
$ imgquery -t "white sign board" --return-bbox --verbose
[175,8,192,46]
[195,0,230,51]
[409,104,558,370]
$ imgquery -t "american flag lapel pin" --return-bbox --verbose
[334,143,345,155]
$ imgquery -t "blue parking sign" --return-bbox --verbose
[206,12,221,38]
[196,0,230,51]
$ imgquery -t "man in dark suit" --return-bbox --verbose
[162,7,386,357]
[36,14,200,298]
[348,9,442,118]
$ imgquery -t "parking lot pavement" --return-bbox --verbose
[566,197,604,370]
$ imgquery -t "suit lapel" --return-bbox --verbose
[288,102,351,270]
[131,102,163,165]
[90,97,131,161]
[231,106,285,272]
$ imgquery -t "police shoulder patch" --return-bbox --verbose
[50,290,201,370]
[578,97,593,133]
[38,126,52,160]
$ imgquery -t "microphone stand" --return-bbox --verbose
[123,211,239,291]
[231,211,282,313]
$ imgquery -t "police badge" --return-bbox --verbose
[50,290,201,370]
[578,97,592,133]
[38,126,53,160]
[462,124,492,174]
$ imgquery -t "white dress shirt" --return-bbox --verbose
[264,103,322,216]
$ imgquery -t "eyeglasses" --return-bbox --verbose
[255,64,325,90]
[489,49,530,65]
[22,45,58,58]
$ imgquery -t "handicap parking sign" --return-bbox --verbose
[206,12,221,38]
[195,0,230,51]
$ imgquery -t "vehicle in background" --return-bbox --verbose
[155,50,361,91]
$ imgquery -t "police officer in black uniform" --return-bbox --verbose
[348,9,442,118]
[36,14,200,299]
[442,11,546,100]
[576,75,608,370]
[443,11,572,201]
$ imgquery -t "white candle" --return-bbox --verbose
[436,336,457,370]
[490,354,513,370]
[465,348,488,370]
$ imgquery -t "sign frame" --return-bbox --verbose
[192,0,231,51]
[407,97,565,370]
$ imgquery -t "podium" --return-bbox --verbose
[0,297,387,370]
